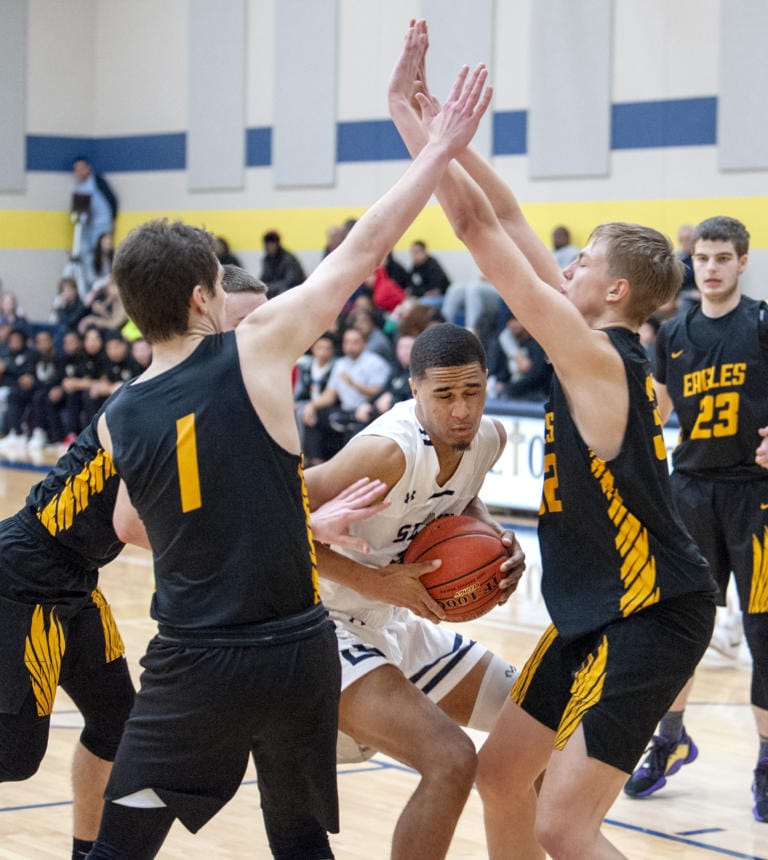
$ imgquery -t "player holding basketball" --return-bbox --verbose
[388,20,716,858]
[304,322,525,860]
[85,68,492,860]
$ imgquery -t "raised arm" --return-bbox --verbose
[389,22,628,460]
[387,19,562,289]
[238,62,492,366]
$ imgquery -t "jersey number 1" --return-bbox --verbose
[176,413,202,512]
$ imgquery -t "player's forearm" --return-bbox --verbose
[455,149,562,289]
[315,543,383,597]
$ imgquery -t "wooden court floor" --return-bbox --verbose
[1,457,767,859]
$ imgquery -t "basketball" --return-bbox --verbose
[403,515,507,622]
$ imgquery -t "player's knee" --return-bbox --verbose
[75,662,136,761]
[535,812,566,858]
[265,819,333,860]
[423,725,477,793]
[0,742,45,781]
[475,746,507,808]
[0,716,47,781]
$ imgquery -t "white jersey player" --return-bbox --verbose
[305,323,526,860]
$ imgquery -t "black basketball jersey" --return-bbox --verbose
[538,327,713,641]
[656,296,768,479]
[105,332,318,630]
[22,412,124,568]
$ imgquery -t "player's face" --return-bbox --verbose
[692,239,746,305]
[560,240,612,324]
[223,291,266,330]
[411,362,487,452]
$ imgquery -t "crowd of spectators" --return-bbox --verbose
[0,218,698,464]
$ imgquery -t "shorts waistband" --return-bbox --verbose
[157,602,331,647]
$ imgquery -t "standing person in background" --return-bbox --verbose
[388,20,716,857]
[624,217,768,823]
[83,65,491,859]
[260,230,306,298]
[550,226,579,270]
[71,158,117,290]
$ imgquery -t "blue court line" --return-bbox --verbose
[0,459,51,473]
[3,763,765,859]
[603,817,765,859]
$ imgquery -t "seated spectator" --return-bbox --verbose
[440,274,504,350]
[50,276,87,340]
[366,260,406,314]
[0,329,58,449]
[385,250,409,289]
[406,240,450,305]
[301,326,390,465]
[130,337,152,372]
[46,330,86,447]
[214,236,243,267]
[260,229,306,298]
[0,291,30,342]
[82,334,137,420]
[346,307,394,363]
[59,325,109,433]
[676,223,699,314]
[0,328,35,446]
[78,275,127,336]
[551,225,579,269]
[26,330,60,449]
[294,332,337,447]
[353,333,415,428]
[393,299,443,338]
[322,224,344,258]
[487,315,552,402]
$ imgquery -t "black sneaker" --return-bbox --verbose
[624,730,698,798]
[753,758,768,822]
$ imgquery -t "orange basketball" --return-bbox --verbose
[403,515,507,622]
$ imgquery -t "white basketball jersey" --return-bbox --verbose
[320,399,502,619]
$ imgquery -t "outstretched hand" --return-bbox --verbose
[418,62,492,155]
[388,19,436,115]
[310,477,390,552]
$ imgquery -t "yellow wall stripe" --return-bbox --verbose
[3,196,768,252]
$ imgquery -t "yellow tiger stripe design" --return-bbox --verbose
[555,634,608,750]
[590,454,660,617]
[749,527,768,613]
[37,449,117,536]
[23,605,66,717]
[90,588,126,662]
[298,457,321,604]
[510,624,558,705]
